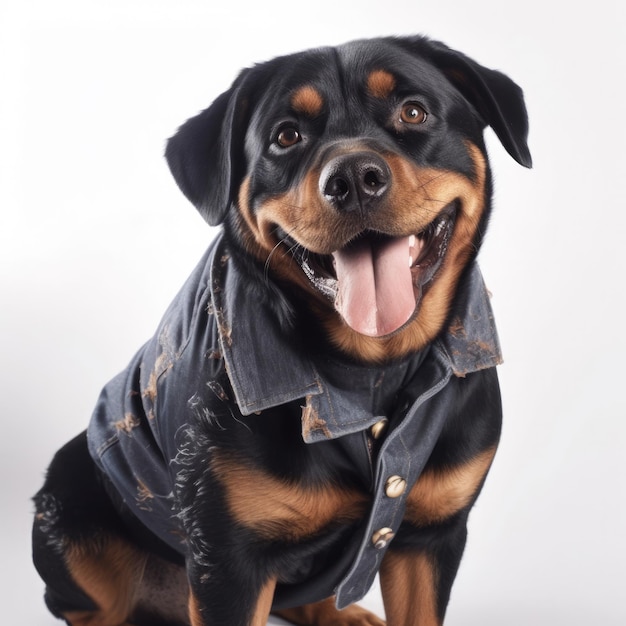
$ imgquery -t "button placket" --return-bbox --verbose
[335,432,410,608]
[372,441,411,551]
[335,354,453,609]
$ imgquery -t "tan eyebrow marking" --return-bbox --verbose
[291,85,324,117]
[367,69,396,99]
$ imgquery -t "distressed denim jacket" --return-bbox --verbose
[87,232,502,608]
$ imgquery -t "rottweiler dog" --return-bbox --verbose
[32,35,531,626]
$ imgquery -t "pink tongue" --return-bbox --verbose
[332,236,417,337]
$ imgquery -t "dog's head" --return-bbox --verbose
[166,36,531,363]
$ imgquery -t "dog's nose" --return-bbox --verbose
[319,152,390,212]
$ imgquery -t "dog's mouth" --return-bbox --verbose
[285,203,457,337]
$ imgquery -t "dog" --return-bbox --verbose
[32,35,531,626]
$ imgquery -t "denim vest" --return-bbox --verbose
[87,232,502,608]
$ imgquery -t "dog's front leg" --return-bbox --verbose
[187,566,277,626]
[379,549,445,626]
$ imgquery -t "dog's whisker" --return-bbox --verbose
[263,224,303,282]
[264,239,284,279]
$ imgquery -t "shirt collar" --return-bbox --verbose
[210,236,323,417]
[210,235,501,431]
[436,262,503,378]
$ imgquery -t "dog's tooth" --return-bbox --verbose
[409,235,416,267]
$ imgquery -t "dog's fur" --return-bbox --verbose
[32,36,530,626]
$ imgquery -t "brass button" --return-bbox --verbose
[371,527,395,549]
[370,418,389,440]
[385,475,407,498]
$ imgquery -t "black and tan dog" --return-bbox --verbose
[32,36,531,626]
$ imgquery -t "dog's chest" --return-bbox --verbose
[208,353,456,587]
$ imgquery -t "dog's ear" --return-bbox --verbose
[400,37,532,168]
[165,70,251,225]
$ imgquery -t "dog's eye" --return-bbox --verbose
[400,102,427,125]
[276,126,302,148]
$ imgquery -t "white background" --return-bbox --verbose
[1,0,624,624]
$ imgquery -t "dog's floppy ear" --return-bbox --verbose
[401,37,532,168]
[165,70,251,225]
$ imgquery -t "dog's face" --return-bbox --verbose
[166,37,531,362]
